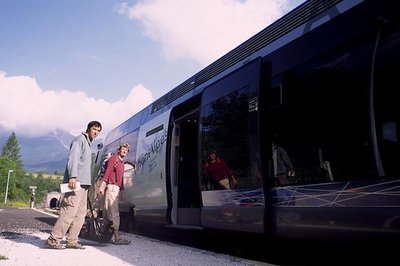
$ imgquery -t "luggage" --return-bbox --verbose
[79,196,114,243]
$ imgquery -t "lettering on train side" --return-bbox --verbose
[136,129,168,173]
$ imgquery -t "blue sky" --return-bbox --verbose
[0,0,305,139]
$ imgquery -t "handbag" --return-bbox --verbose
[79,196,114,243]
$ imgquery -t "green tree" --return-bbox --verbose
[0,156,29,204]
[1,135,63,207]
[0,132,28,206]
[1,132,23,168]
[0,156,15,202]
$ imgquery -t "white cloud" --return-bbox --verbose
[117,0,290,65]
[0,0,295,141]
[0,71,153,139]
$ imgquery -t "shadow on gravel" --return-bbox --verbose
[131,222,398,265]
[0,231,46,248]
[35,217,57,227]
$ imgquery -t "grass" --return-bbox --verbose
[0,200,30,209]
[30,173,63,180]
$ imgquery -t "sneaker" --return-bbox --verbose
[66,242,86,249]
[46,237,66,249]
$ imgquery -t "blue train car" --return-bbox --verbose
[93,0,400,241]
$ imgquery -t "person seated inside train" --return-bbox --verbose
[202,150,237,190]
[272,139,294,186]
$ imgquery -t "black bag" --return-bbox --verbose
[79,197,114,243]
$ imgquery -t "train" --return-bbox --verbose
[91,0,400,242]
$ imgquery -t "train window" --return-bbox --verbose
[201,86,256,190]
[102,141,120,159]
[200,58,262,190]
[266,41,381,186]
[267,84,282,109]
[373,34,400,178]
[120,129,139,164]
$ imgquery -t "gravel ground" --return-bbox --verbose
[0,208,270,266]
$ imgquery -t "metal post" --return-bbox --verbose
[29,186,37,209]
[4,169,14,204]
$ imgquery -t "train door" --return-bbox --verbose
[169,100,202,228]
[199,58,264,233]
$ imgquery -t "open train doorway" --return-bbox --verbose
[169,105,202,229]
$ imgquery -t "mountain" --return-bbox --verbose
[0,130,103,173]
[24,157,68,173]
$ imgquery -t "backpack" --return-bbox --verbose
[96,153,114,180]
[79,197,114,243]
